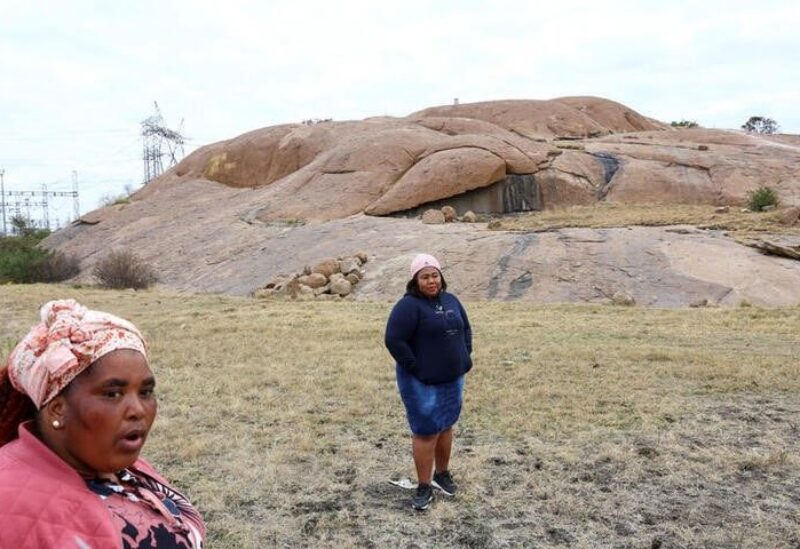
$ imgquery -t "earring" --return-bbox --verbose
[52,420,61,429]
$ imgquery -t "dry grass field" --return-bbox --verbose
[2,284,800,548]
[489,203,800,243]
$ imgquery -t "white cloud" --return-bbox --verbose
[1,0,798,219]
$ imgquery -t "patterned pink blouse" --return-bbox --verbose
[84,466,205,548]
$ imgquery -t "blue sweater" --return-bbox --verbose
[385,291,473,385]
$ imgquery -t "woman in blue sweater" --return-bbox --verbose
[385,253,473,510]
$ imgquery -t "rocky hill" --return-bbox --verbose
[45,97,800,306]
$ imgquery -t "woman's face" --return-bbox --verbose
[51,349,157,474]
[416,266,442,298]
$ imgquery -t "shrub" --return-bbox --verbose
[301,118,332,125]
[93,250,158,289]
[0,233,82,283]
[746,186,779,211]
[0,240,50,283]
[0,225,80,283]
[36,251,82,282]
[100,194,131,207]
[670,120,699,128]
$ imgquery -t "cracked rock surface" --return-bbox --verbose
[45,182,800,306]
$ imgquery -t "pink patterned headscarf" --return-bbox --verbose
[5,299,147,409]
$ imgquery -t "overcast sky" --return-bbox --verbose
[2,0,798,224]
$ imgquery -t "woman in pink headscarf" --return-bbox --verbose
[0,299,206,549]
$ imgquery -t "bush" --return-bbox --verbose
[100,194,131,207]
[747,186,779,211]
[0,235,82,283]
[0,225,79,284]
[36,251,82,282]
[0,240,50,283]
[670,120,699,128]
[93,250,158,289]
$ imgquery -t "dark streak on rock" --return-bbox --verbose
[487,233,537,299]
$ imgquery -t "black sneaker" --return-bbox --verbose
[432,470,457,496]
[412,483,434,510]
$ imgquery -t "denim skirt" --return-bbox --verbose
[396,365,465,436]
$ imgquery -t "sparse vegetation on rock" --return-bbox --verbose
[747,186,779,212]
[100,183,137,208]
[670,119,699,128]
[301,118,332,125]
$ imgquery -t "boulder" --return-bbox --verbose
[462,210,477,223]
[778,206,800,225]
[714,206,730,214]
[611,291,636,306]
[339,257,361,275]
[298,272,328,289]
[329,277,352,297]
[354,251,369,264]
[311,258,340,277]
[605,158,716,205]
[345,273,360,286]
[313,283,331,296]
[422,209,446,224]
[275,277,301,298]
[441,206,457,222]
[298,284,314,297]
[750,236,800,260]
[366,148,506,216]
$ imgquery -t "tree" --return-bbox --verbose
[10,215,37,237]
[741,116,779,135]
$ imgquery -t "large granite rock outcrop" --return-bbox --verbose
[135,96,800,223]
[42,96,800,306]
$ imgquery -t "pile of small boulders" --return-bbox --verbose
[421,205,479,224]
[255,252,368,300]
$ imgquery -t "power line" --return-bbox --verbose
[0,168,80,235]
